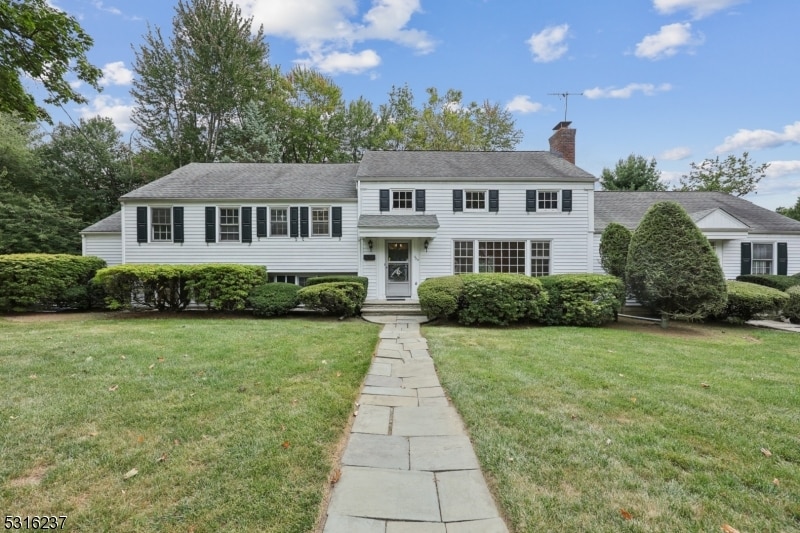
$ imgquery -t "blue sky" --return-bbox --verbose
[43,0,800,211]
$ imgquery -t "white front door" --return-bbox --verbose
[386,241,411,298]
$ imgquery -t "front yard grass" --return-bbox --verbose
[0,314,378,532]
[425,319,800,532]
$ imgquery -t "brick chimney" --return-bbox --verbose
[548,121,576,164]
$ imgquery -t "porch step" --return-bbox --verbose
[361,300,427,317]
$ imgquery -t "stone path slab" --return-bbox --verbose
[322,322,508,533]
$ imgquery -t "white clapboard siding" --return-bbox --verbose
[82,233,122,266]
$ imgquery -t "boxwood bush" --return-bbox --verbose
[418,275,464,320]
[458,273,547,326]
[716,281,789,323]
[735,274,800,292]
[0,254,106,312]
[538,274,625,327]
[305,275,368,293]
[782,286,800,324]
[297,281,366,317]
[249,282,300,317]
[187,264,267,311]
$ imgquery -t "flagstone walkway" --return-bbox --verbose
[321,320,509,533]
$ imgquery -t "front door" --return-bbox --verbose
[386,241,411,298]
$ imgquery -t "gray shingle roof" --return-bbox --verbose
[595,191,800,234]
[121,162,359,201]
[81,211,121,233]
[357,151,596,181]
[358,215,440,229]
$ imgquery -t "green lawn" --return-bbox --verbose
[424,319,800,533]
[0,314,379,532]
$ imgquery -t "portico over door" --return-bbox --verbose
[386,240,411,298]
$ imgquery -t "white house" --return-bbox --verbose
[82,123,800,300]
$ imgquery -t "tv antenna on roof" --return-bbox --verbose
[548,92,583,122]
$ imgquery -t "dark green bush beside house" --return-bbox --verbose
[418,275,465,320]
[626,202,727,320]
[0,254,106,312]
[538,274,625,327]
[297,281,366,317]
[783,286,800,324]
[249,283,301,317]
[187,264,267,311]
[458,273,547,326]
[599,223,632,281]
[718,281,789,323]
[305,275,368,293]
[735,274,800,292]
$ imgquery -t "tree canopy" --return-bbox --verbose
[0,0,102,122]
[777,198,800,222]
[678,152,769,197]
[600,154,666,191]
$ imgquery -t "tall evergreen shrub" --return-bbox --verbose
[599,222,632,280]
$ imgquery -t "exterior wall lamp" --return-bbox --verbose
[424,239,429,252]
[367,239,373,251]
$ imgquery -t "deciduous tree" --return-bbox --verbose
[600,154,666,191]
[678,152,768,196]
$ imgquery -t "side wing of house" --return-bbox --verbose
[81,211,122,266]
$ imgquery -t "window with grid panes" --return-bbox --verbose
[151,207,171,241]
[752,243,773,274]
[530,241,551,276]
[478,241,525,273]
[465,191,486,210]
[392,190,413,210]
[312,207,329,236]
[453,241,474,273]
[270,208,288,236]
[537,191,558,210]
[219,208,240,241]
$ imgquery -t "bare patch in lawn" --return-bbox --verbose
[608,316,728,340]
[8,464,48,488]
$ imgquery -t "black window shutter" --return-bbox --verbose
[740,242,751,275]
[777,242,788,275]
[332,206,342,237]
[241,207,252,243]
[173,206,184,243]
[526,190,537,212]
[453,189,463,212]
[300,207,309,238]
[290,207,299,237]
[256,207,267,237]
[136,207,148,243]
[415,190,426,212]
[379,189,390,212]
[489,190,499,212]
[205,207,216,243]
[562,190,573,212]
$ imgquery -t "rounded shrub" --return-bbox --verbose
[539,274,625,327]
[718,281,789,323]
[187,264,267,311]
[625,201,727,319]
[458,273,547,326]
[783,286,800,324]
[418,275,464,320]
[305,275,368,293]
[735,274,800,292]
[599,222,632,280]
[297,281,366,317]
[249,282,300,317]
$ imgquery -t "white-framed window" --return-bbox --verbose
[530,241,551,276]
[479,241,525,273]
[219,207,240,242]
[752,243,773,274]
[465,190,486,211]
[453,241,474,274]
[151,207,172,241]
[270,274,297,284]
[392,190,413,210]
[538,191,558,211]
[312,207,329,236]
[271,207,288,236]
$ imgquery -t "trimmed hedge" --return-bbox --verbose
[538,274,625,327]
[458,274,547,326]
[305,275,368,293]
[783,286,800,324]
[718,281,789,323]
[418,275,464,320]
[0,254,106,312]
[93,264,266,311]
[297,281,366,317]
[736,274,800,292]
[249,283,300,317]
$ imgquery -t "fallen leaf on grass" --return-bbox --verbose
[721,524,740,533]
[353,410,358,417]
[156,453,167,463]
[158,357,165,363]
[701,383,710,388]
[29,374,37,379]
[88,431,98,437]
[148,363,155,370]
[773,478,780,486]
[108,384,118,392]
[761,448,772,457]
[620,509,633,520]
[336,371,342,377]
[137,435,145,444]
[120,355,126,360]
[330,469,341,485]
[123,468,138,480]
[281,440,290,449]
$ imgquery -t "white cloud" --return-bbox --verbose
[99,61,133,87]
[526,24,570,63]
[660,146,692,160]
[92,1,121,16]
[765,160,800,178]
[76,95,134,133]
[635,23,702,60]
[505,95,543,114]
[234,0,434,75]
[653,0,743,19]
[584,83,672,99]
[714,121,800,153]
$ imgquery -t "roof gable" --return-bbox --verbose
[691,207,749,231]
